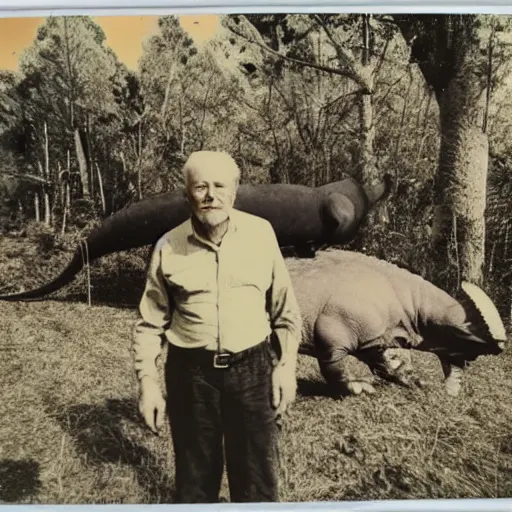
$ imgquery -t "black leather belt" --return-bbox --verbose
[169,337,270,369]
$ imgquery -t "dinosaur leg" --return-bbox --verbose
[314,314,376,397]
[439,358,465,396]
[359,347,425,389]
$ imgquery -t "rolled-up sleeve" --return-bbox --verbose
[132,240,173,380]
[265,225,302,366]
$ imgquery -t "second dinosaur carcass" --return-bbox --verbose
[286,250,507,397]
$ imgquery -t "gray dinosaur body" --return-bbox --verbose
[286,250,506,396]
[0,177,390,302]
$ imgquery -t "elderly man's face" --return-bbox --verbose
[185,164,238,228]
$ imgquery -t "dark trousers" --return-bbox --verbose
[164,340,280,503]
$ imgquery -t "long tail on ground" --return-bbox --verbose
[0,245,86,301]
[0,191,190,302]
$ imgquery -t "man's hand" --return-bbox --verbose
[138,376,167,435]
[272,362,297,417]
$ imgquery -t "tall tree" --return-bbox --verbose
[138,16,250,195]
[221,14,396,189]
[394,14,512,290]
[18,16,121,202]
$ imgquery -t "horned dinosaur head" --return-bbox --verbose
[459,281,507,351]
[414,280,506,396]
[438,281,507,397]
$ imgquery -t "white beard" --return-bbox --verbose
[197,210,229,227]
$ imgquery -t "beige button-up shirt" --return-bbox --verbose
[132,208,302,380]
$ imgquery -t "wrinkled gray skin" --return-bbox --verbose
[286,250,505,397]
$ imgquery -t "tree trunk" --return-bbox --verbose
[353,88,390,249]
[44,192,51,226]
[351,15,389,252]
[86,115,94,197]
[95,162,106,216]
[358,91,378,185]
[44,121,50,181]
[37,160,51,226]
[394,15,491,291]
[431,83,488,290]
[63,17,75,128]
[43,122,52,226]
[34,193,40,222]
[61,150,71,234]
[137,122,143,201]
[61,180,69,235]
[74,128,90,197]
[307,151,316,188]
[357,14,379,188]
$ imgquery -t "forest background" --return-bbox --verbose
[0,13,511,315]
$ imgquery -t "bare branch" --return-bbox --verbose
[322,89,363,111]
[312,14,370,91]
[225,16,369,91]
[3,171,52,186]
[372,37,391,80]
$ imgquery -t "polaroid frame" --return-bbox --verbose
[1,1,511,511]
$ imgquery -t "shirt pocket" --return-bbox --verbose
[227,256,271,293]
[161,252,215,300]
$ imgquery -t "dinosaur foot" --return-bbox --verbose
[340,380,376,397]
[441,362,464,396]
[444,368,463,396]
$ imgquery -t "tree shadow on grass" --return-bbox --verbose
[50,397,175,503]
[0,459,41,503]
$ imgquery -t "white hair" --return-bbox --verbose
[182,151,241,185]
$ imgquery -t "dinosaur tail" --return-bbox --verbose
[0,245,86,302]
[0,191,190,302]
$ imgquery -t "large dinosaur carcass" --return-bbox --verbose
[286,249,507,397]
[0,176,391,302]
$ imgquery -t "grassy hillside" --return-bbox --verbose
[1,233,512,504]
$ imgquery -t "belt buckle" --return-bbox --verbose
[213,352,231,369]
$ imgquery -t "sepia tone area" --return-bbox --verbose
[0,13,511,504]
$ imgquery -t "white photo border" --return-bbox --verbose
[1,1,511,510]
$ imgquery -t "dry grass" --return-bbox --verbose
[1,236,512,504]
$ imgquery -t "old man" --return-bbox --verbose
[132,151,302,503]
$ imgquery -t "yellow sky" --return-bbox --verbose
[0,14,220,72]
